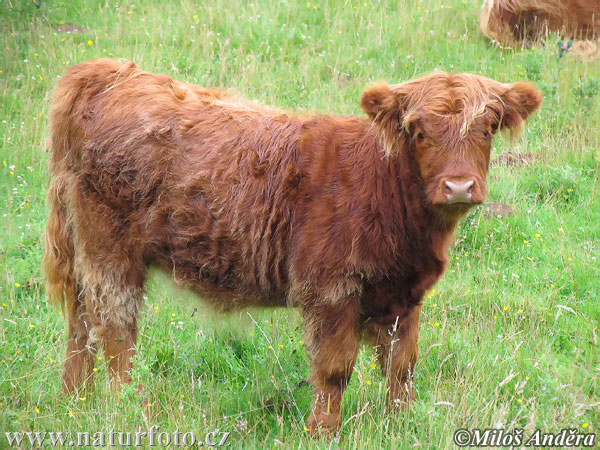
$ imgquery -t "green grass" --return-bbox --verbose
[1,0,598,448]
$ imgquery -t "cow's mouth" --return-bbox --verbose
[435,201,477,219]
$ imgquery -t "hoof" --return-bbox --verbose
[306,408,340,437]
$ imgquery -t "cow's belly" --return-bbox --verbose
[147,220,290,310]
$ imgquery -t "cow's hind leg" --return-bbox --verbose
[363,304,421,409]
[79,263,146,389]
[62,283,96,393]
[302,294,361,435]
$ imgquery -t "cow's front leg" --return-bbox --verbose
[363,304,421,409]
[302,294,361,435]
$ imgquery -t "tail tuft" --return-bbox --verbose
[42,178,75,311]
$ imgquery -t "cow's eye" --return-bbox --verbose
[417,132,425,141]
[483,130,490,138]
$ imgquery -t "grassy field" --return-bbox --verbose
[1,0,598,448]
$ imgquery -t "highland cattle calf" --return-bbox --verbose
[44,59,541,434]
[480,0,600,46]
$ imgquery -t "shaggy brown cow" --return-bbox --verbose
[44,59,541,434]
[480,0,600,46]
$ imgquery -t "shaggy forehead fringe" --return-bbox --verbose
[397,73,507,140]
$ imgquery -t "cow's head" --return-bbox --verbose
[360,72,542,219]
[479,0,517,46]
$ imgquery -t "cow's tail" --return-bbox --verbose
[42,62,88,313]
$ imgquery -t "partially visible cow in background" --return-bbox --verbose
[44,59,541,434]
[480,0,600,46]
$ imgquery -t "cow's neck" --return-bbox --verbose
[388,139,460,267]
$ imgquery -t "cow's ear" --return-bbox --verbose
[360,83,406,156]
[497,81,542,136]
[360,83,398,120]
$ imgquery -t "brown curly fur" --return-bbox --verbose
[480,0,600,46]
[43,59,541,433]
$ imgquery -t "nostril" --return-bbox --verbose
[444,181,454,195]
[466,181,474,195]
